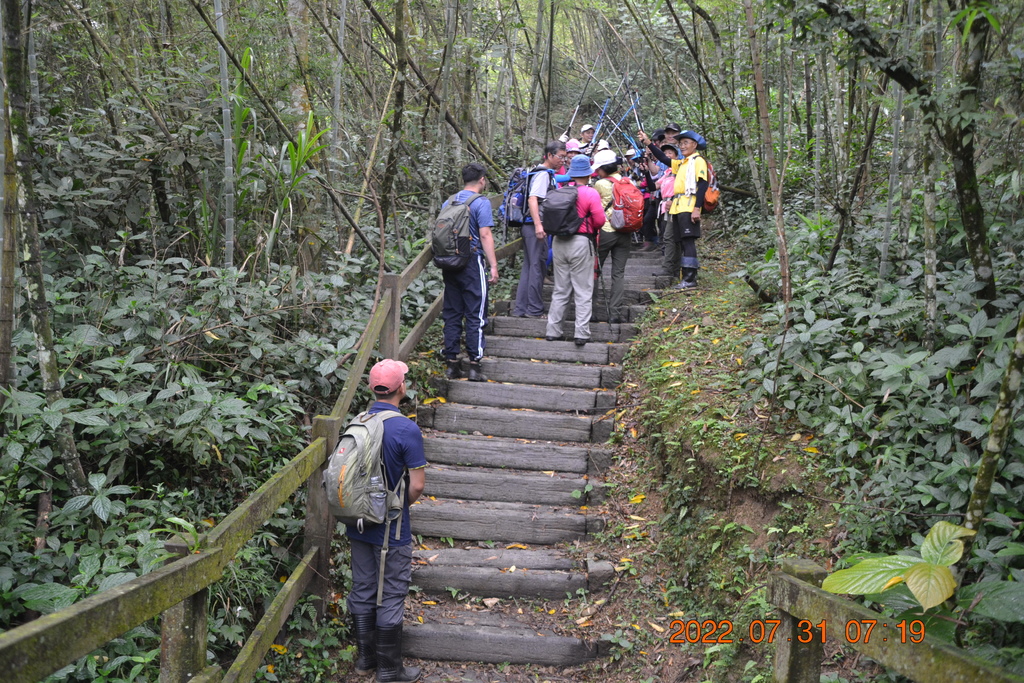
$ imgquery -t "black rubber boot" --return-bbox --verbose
[352,612,377,675]
[444,358,462,380]
[467,360,486,382]
[375,625,420,682]
[673,268,698,290]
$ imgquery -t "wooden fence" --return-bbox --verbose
[0,239,522,683]
[769,558,1024,683]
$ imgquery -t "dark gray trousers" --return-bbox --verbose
[347,539,412,628]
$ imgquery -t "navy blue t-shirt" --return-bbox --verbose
[441,190,493,254]
[345,402,428,547]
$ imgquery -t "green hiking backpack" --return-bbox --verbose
[322,410,408,605]
[431,192,482,272]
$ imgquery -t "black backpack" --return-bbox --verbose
[539,186,584,237]
[431,192,481,272]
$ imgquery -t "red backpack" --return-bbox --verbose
[702,158,721,213]
[608,177,644,233]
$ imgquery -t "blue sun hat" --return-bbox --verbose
[568,154,593,178]
[679,130,707,151]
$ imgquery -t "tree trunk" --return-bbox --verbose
[214,0,235,268]
[4,0,89,496]
[878,86,903,282]
[330,0,348,249]
[743,0,791,304]
[379,0,407,229]
[0,16,12,400]
[921,0,937,350]
[961,309,1024,548]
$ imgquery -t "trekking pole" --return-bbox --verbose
[595,100,640,151]
[593,73,629,139]
[563,54,601,137]
[632,91,643,133]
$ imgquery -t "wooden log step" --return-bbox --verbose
[542,285,653,306]
[442,379,616,413]
[422,433,609,474]
[416,403,599,443]
[404,607,602,666]
[483,336,627,365]
[600,275,672,289]
[425,464,588,506]
[412,564,585,599]
[492,300,648,323]
[413,547,574,570]
[410,498,597,544]
[488,316,638,343]
[467,357,618,389]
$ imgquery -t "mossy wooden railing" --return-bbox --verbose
[0,238,523,683]
[769,559,1024,683]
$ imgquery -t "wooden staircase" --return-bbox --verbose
[404,245,665,668]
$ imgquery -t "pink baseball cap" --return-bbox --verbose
[566,139,581,152]
[368,359,409,395]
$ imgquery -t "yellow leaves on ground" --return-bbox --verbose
[662,361,685,367]
[421,397,446,405]
[734,432,748,440]
[804,446,820,453]
[270,644,288,655]
[629,493,646,504]
[506,543,529,550]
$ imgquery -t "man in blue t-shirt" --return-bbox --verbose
[346,359,427,682]
[441,162,499,382]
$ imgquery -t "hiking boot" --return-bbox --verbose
[545,336,560,342]
[673,268,698,290]
[574,337,589,347]
[445,358,462,380]
[467,361,487,382]
[375,625,420,682]
[352,612,377,675]
[640,241,658,252]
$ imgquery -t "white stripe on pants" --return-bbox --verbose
[546,234,595,340]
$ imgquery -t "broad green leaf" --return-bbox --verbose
[97,572,137,593]
[958,581,1024,622]
[903,562,956,610]
[822,555,921,595]
[63,495,92,513]
[920,521,975,565]
[88,472,107,490]
[92,495,113,522]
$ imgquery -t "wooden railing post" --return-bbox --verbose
[772,558,827,683]
[379,273,402,360]
[303,415,343,621]
[160,539,209,683]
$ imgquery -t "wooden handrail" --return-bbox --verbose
[0,232,525,683]
[330,288,393,419]
[0,547,225,683]
[205,439,327,557]
[768,559,1024,683]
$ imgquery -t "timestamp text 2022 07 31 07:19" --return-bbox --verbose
[667,618,927,645]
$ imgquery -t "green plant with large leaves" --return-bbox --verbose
[822,521,975,610]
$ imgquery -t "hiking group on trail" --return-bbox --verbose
[431,109,716,379]
[346,108,715,679]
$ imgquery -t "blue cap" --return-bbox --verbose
[568,154,593,178]
[679,130,707,150]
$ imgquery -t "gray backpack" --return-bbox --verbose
[431,192,481,272]
[322,411,407,604]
